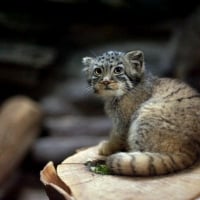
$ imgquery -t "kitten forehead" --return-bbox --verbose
[94,51,124,67]
[103,50,123,57]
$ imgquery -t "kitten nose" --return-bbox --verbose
[102,80,110,85]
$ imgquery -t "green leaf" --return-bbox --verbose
[85,160,110,175]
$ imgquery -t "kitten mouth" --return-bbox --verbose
[94,87,114,94]
[104,85,113,90]
[94,82,122,96]
[103,82,119,90]
[96,83,118,91]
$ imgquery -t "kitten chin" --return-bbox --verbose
[96,89,125,98]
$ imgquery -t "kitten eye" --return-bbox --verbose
[94,67,103,76]
[114,66,124,74]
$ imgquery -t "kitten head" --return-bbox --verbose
[82,50,145,98]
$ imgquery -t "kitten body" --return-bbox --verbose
[82,50,200,176]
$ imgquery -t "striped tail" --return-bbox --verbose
[106,151,197,176]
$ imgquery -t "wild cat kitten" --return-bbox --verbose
[82,50,200,176]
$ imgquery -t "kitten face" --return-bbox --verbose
[82,50,145,98]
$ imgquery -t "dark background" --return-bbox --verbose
[0,1,200,199]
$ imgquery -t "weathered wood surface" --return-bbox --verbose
[41,144,200,200]
[0,96,42,185]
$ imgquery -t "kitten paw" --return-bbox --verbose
[98,141,114,156]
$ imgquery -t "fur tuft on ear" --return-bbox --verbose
[82,57,94,83]
[82,57,94,66]
[124,50,145,74]
[82,57,94,74]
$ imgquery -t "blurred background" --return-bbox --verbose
[0,0,200,199]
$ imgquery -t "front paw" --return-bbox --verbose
[98,141,113,156]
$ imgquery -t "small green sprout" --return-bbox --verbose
[85,160,110,175]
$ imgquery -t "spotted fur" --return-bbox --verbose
[82,50,200,176]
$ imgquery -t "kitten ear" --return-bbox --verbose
[124,50,145,73]
[82,57,94,74]
[82,57,94,66]
[82,57,94,84]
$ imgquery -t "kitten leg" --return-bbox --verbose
[98,141,114,156]
[99,133,125,156]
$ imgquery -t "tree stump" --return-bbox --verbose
[41,144,200,200]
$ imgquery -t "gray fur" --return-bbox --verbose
[82,50,200,176]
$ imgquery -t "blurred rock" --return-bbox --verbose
[32,136,106,163]
[40,96,80,116]
[40,79,104,116]
[44,116,111,137]
[0,42,56,67]
[47,79,94,102]
[0,42,57,86]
